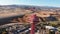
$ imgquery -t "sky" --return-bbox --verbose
[0,0,60,7]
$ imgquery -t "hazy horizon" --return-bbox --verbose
[0,0,60,7]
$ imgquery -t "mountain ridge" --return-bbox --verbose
[0,5,60,9]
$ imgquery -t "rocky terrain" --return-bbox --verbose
[0,5,60,34]
[0,5,60,25]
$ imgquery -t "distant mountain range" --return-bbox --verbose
[0,5,60,9]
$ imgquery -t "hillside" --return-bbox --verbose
[0,5,60,25]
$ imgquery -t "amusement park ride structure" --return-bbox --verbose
[28,14,39,34]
